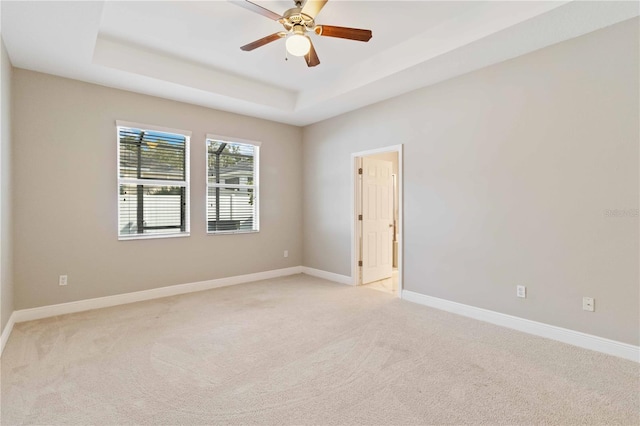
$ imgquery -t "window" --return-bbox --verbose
[117,121,190,239]
[206,136,259,234]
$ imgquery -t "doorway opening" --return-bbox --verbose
[351,145,403,297]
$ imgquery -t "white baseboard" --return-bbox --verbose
[402,290,639,363]
[11,266,302,325]
[301,267,353,285]
[0,311,16,357]
[7,270,634,364]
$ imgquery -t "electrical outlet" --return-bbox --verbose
[59,275,68,286]
[583,297,595,312]
[284,250,289,258]
[516,285,526,298]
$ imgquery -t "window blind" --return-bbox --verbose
[206,139,259,233]
[118,125,190,239]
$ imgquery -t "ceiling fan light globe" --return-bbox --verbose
[286,34,311,56]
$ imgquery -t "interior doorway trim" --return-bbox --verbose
[351,144,403,297]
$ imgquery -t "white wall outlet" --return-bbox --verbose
[583,297,595,312]
[284,250,289,258]
[516,285,526,298]
[59,275,68,286]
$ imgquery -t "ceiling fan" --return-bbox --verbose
[231,0,373,67]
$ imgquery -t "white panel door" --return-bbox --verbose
[361,157,393,284]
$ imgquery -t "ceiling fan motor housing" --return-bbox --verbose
[281,7,316,33]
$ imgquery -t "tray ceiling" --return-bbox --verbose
[1,1,638,125]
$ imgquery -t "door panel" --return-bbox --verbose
[361,157,393,284]
[367,232,377,266]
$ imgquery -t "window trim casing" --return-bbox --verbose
[205,134,261,235]
[116,120,192,241]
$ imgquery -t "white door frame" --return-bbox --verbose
[351,144,403,297]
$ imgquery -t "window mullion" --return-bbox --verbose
[207,184,255,190]
[180,186,186,232]
[120,178,187,187]
[136,184,144,234]
[137,131,144,179]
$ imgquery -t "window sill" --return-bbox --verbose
[207,230,260,236]
[118,232,190,241]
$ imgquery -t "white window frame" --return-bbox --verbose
[116,120,191,240]
[206,134,260,235]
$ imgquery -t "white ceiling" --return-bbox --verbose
[1,1,638,126]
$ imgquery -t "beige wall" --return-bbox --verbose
[303,19,639,345]
[12,70,303,309]
[1,38,14,332]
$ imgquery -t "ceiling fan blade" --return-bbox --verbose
[305,40,320,67]
[301,0,328,19]
[240,32,286,51]
[314,25,372,42]
[230,0,282,21]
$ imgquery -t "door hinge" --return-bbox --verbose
[358,260,363,267]
[358,214,362,221]
[358,168,363,175]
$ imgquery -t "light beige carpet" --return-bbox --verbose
[1,274,638,425]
